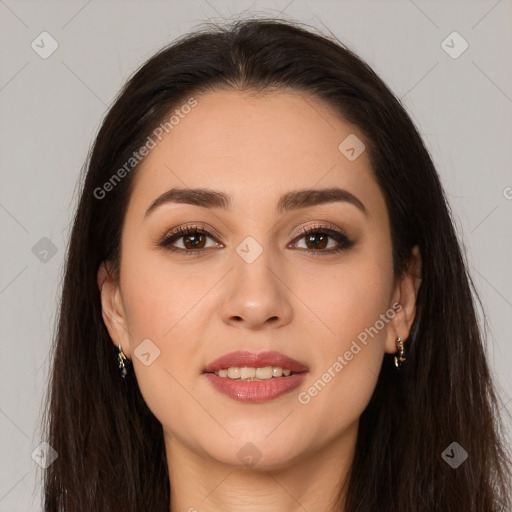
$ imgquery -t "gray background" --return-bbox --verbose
[1,1,511,510]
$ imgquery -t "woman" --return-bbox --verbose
[39,17,512,511]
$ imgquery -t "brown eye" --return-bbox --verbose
[304,232,329,250]
[159,225,221,254]
[181,232,207,250]
[291,225,355,254]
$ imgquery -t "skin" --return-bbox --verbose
[97,89,422,512]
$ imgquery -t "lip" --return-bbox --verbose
[202,350,309,374]
[204,372,308,403]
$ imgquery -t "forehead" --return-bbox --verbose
[127,89,386,221]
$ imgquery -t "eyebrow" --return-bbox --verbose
[144,186,368,219]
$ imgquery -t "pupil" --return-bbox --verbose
[186,234,203,248]
[307,233,327,250]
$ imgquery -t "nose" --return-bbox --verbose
[220,249,294,330]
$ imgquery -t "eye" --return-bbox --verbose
[158,225,222,255]
[290,223,355,255]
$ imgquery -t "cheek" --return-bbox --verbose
[120,240,213,341]
[292,246,393,344]
[119,282,208,443]
[118,247,215,427]
[292,252,393,415]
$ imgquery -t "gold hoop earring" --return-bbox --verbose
[117,343,130,379]
[394,337,406,369]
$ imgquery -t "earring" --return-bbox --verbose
[117,343,130,379]
[394,337,406,369]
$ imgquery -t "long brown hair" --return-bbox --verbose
[39,17,512,511]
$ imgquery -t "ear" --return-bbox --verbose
[97,261,131,358]
[384,244,422,354]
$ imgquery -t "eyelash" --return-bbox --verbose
[158,223,355,257]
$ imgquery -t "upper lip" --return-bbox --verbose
[203,350,309,374]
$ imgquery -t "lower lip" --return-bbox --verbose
[203,372,308,403]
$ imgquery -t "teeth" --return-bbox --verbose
[215,366,293,380]
[227,367,240,379]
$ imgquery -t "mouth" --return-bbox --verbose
[202,349,309,377]
[202,350,309,403]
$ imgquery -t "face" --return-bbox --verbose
[98,89,420,471]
